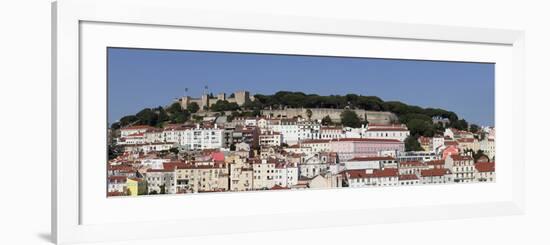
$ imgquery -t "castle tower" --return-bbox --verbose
[234,91,250,106]
[217,92,226,101]
[180,96,190,109]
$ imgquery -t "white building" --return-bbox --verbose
[299,139,331,153]
[474,161,495,182]
[432,136,445,152]
[119,125,154,138]
[271,119,321,145]
[419,168,453,184]
[479,138,495,160]
[259,131,283,147]
[309,174,343,189]
[344,168,399,188]
[396,151,439,162]
[364,124,410,142]
[178,124,224,150]
[117,132,145,145]
[398,174,420,186]
[342,156,397,170]
[319,126,344,140]
[107,176,127,193]
[145,169,177,194]
[124,142,175,153]
[445,154,475,183]
[273,163,299,187]
[398,161,431,175]
[252,159,276,190]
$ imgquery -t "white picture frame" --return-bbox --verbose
[52,0,525,244]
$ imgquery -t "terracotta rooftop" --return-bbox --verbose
[345,168,399,179]
[475,162,495,172]
[399,174,419,181]
[420,168,450,177]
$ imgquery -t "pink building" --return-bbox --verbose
[329,138,404,161]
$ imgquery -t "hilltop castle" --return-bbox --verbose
[177,90,254,110]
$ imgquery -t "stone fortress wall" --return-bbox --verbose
[179,91,253,110]
[261,108,398,124]
[178,90,398,124]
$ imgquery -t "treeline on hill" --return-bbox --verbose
[110,91,474,148]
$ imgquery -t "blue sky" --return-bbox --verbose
[108,48,495,126]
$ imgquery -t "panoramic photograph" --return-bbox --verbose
[106,48,495,197]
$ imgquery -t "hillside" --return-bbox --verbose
[110,91,472,138]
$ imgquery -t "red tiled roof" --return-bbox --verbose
[399,174,419,180]
[211,152,225,161]
[107,176,127,182]
[270,185,291,190]
[107,191,126,197]
[450,155,473,161]
[420,168,449,177]
[475,162,495,172]
[108,165,135,171]
[457,138,475,143]
[346,168,399,179]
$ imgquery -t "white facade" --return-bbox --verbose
[271,119,321,145]
[432,136,445,152]
[120,126,153,138]
[124,143,175,153]
[300,139,331,153]
[145,170,177,194]
[346,168,399,188]
[445,155,475,183]
[252,160,276,190]
[342,156,397,170]
[364,129,409,142]
[479,138,495,159]
[178,125,224,150]
[273,164,299,187]
[259,132,282,147]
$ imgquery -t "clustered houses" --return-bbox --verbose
[108,109,496,196]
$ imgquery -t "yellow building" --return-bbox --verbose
[126,178,147,196]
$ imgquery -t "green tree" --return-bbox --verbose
[170,110,190,124]
[210,100,240,112]
[451,119,468,131]
[156,107,169,123]
[169,147,179,155]
[404,136,423,151]
[118,115,139,127]
[306,109,313,120]
[187,102,200,113]
[469,124,480,133]
[167,102,183,113]
[321,115,332,126]
[340,110,361,128]
[406,118,435,137]
[136,108,159,126]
